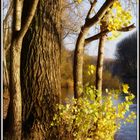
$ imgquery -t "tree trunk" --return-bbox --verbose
[21,0,62,139]
[4,0,39,139]
[6,1,23,140]
[95,23,106,92]
[73,26,89,98]
[3,23,10,92]
[73,1,115,98]
[9,38,22,140]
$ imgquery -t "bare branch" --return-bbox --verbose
[86,0,97,20]
[118,24,136,32]
[18,0,39,39]
[15,0,24,31]
[86,0,116,28]
[3,0,13,24]
[85,24,136,45]
[85,29,108,45]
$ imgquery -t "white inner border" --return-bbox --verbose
[1,0,3,139]
[136,1,139,140]
[0,1,139,140]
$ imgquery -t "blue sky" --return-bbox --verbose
[64,0,137,59]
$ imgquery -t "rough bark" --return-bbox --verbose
[21,0,62,139]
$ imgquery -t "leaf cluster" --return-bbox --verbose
[51,83,136,140]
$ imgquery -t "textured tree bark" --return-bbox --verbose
[95,23,106,92]
[21,0,62,139]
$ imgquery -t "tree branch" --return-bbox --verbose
[15,0,24,31]
[85,29,108,45]
[86,0,97,20]
[117,24,136,32]
[18,0,39,39]
[85,24,136,45]
[86,0,116,28]
[3,0,13,24]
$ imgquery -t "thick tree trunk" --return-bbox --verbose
[21,0,62,139]
[95,24,106,92]
[73,26,89,98]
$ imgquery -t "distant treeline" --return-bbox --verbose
[61,31,137,95]
[113,31,137,94]
[61,47,120,90]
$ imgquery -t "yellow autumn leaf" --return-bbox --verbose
[107,0,132,33]
[125,96,129,101]
[77,0,82,3]
[90,70,94,74]
[122,84,129,93]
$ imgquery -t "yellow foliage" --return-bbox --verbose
[88,65,96,75]
[52,83,136,140]
[122,84,129,93]
[77,0,82,3]
[106,1,132,32]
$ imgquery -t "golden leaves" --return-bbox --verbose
[77,0,82,3]
[122,84,129,93]
[107,1,132,32]
[88,65,96,75]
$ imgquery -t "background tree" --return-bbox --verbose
[21,0,62,139]
[113,31,137,94]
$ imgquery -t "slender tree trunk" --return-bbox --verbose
[95,23,106,92]
[3,22,10,130]
[73,1,115,98]
[21,0,62,139]
[73,26,89,98]
[7,2,23,138]
[9,37,22,140]
[4,0,39,139]
[3,23,10,92]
